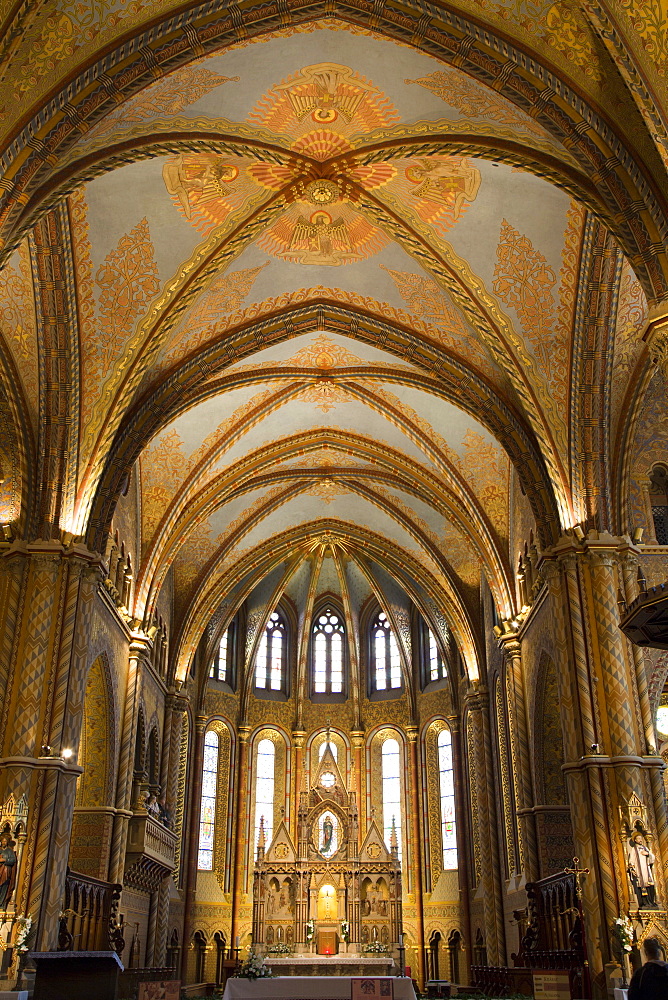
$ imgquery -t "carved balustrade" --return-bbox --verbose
[58,868,124,954]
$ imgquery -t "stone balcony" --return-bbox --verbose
[125,813,177,891]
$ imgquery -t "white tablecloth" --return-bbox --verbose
[223,976,416,1000]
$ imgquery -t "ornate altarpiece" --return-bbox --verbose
[252,742,402,956]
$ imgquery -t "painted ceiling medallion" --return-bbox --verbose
[304,178,342,205]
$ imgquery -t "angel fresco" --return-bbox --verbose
[273,62,378,124]
[163,154,238,219]
[405,156,481,220]
[282,211,360,266]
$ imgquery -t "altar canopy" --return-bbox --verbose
[252,740,402,958]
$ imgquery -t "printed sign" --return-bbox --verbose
[533,971,571,1000]
[351,978,394,999]
[137,981,181,1000]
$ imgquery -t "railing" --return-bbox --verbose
[126,812,177,873]
[470,965,534,997]
[58,867,124,954]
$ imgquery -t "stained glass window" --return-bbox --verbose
[381,738,402,859]
[438,728,457,869]
[255,738,275,850]
[198,729,218,870]
[255,612,285,691]
[312,608,345,694]
[373,612,402,691]
[210,626,230,682]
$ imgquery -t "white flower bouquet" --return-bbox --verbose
[236,948,273,979]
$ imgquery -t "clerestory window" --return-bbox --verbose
[209,624,231,683]
[312,606,346,696]
[255,611,286,692]
[372,611,402,692]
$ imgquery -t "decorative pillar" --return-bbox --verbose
[406,727,425,989]
[292,730,305,843]
[467,689,505,966]
[109,631,151,883]
[230,726,251,950]
[181,715,207,981]
[351,731,364,827]
[0,541,103,950]
[545,531,668,992]
[500,636,539,882]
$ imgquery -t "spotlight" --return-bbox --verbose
[41,744,52,756]
[61,748,74,760]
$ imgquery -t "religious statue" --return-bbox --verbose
[627,823,657,907]
[321,814,334,854]
[0,832,17,909]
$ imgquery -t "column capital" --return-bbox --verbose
[238,725,251,744]
[166,692,189,713]
[405,726,419,744]
[292,730,306,749]
[350,730,365,749]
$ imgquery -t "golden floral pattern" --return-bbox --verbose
[0,242,38,431]
[494,219,567,415]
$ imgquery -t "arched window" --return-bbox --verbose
[372,611,402,691]
[381,738,402,859]
[255,738,275,849]
[428,630,447,683]
[438,728,457,869]
[318,740,338,762]
[255,612,286,691]
[210,624,231,682]
[198,729,218,870]
[312,607,345,695]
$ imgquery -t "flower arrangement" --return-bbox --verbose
[14,915,32,955]
[364,941,389,954]
[613,916,634,954]
[340,920,350,944]
[267,942,292,954]
[236,948,273,979]
[305,919,315,943]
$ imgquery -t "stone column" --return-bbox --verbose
[230,726,251,950]
[545,532,668,991]
[406,727,425,989]
[467,689,505,966]
[181,714,207,981]
[500,637,539,882]
[109,631,151,884]
[0,540,103,950]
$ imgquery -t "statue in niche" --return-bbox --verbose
[0,832,17,908]
[627,822,657,907]
[321,815,334,854]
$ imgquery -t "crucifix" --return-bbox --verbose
[565,857,590,897]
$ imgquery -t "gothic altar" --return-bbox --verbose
[251,741,402,972]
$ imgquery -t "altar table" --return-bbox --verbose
[222,976,417,1000]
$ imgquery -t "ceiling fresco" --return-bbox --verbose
[0,6,666,687]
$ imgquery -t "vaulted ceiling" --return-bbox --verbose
[0,7,666,688]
